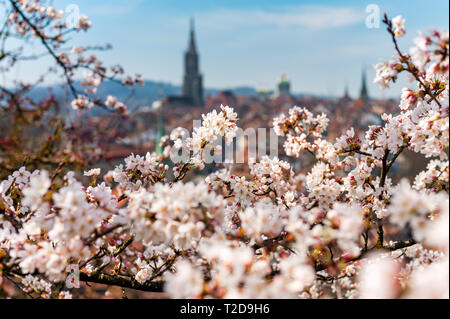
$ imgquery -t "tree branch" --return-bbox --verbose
[79,272,164,293]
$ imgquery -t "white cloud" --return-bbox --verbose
[86,0,145,17]
[189,5,365,31]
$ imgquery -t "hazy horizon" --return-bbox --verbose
[2,0,449,99]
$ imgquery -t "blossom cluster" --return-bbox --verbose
[120,181,225,249]
[273,106,329,158]
[112,152,167,191]
[170,105,238,177]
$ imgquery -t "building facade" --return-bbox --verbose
[274,74,291,98]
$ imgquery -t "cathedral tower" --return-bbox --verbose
[182,18,203,106]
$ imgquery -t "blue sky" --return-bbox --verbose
[7,0,450,98]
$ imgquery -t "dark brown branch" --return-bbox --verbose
[314,239,417,272]
[342,149,373,157]
[387,144,407,171]
[375,149,390,247]
[383,13,442,108]
[113,236,134,257]
[86,224,125,245]
[79,272,164,293]
[10,0,77,97]
[384,239,416,250]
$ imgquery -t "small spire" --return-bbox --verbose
[360,67,369,101]
[343,82,350,99]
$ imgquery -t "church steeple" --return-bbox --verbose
[188,18,196,53]
[182,17,203,106]
[360,68,369,102]
[343,83,349,99]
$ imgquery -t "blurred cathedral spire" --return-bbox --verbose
[182,17,204,106]
[188,17,196,52]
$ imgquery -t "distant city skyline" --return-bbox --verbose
[3,0,449,99]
